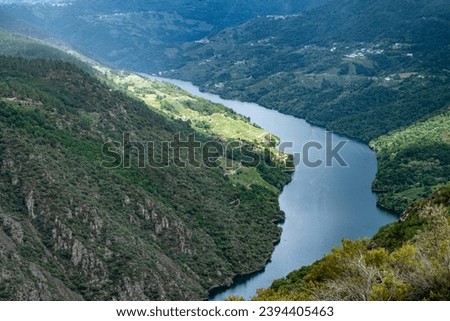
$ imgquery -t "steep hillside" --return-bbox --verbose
[0,29,88,68]
[0,41,291,299]
[371,110,450,212]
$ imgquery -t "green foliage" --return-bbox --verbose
[225,295,245,301]
[99,70,275,148]
[0,29,91,71]
[371,111,450,212]
[96,68,292,191]
[0,55,289,300]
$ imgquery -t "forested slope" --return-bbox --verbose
[0,33,291,300]
[371,110,450,212]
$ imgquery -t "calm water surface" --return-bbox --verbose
[145,76,397,300]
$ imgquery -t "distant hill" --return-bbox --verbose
[0,29,89,68]
[0,0,328,71]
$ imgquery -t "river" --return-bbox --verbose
[144,75,397,300]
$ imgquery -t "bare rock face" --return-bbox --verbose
[25,190,36,219]
[0,212,24,244]
[0,176,208,300]
[4,158,214,299]
[0,213,83,300]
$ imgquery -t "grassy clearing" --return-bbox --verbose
[96,68,275,146]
